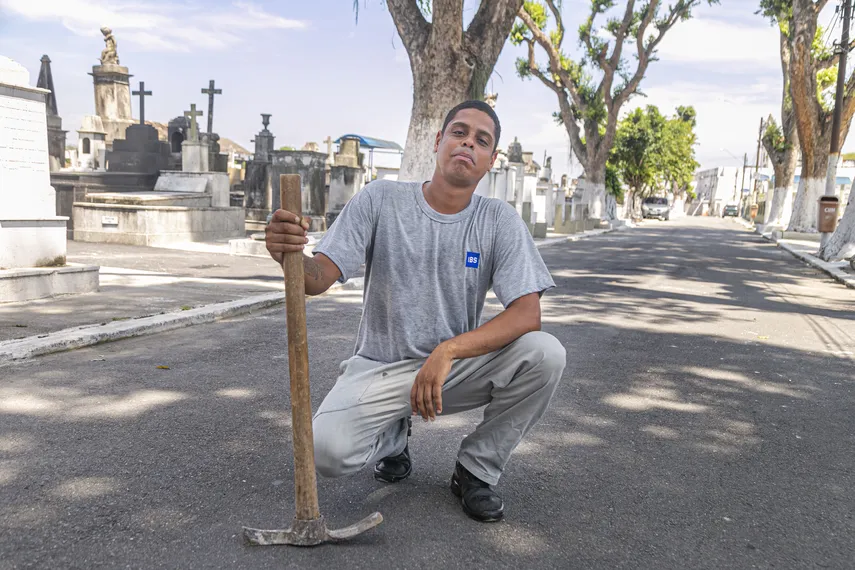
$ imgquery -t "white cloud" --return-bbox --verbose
[0,0,306,52]
[656,17,780,72]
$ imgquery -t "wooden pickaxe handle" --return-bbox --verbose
[279,174,320,521]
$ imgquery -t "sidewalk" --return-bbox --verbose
[0,225,621,362]
[734,218,855,290]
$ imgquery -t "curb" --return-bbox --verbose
[1,226,618,363]
[772,240,855,290]
[0,292,286,363]
[740,220,855,290]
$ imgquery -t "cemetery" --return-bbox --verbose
[1,27,611,304]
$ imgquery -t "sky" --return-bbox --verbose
[0,0,848,181]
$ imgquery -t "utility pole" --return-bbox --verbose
[822,0,852,248]
[754,118,764,199]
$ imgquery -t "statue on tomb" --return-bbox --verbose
[100,27,119,65]
[485,93,498,109]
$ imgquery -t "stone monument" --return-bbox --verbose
[181,104,208,172]
[36,55,66,172]
[327,137,365,226]
[76,115,107,170]
[105,81,170,175]
[0,56,98,302]
[90,27,134,146]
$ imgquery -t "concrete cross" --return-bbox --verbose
[200,79,222,136]
[132,81,152,125]
[184,104,204,142]
[323,135,333,155]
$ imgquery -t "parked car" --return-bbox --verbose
[722,204,739,217]
[642,197,670,220]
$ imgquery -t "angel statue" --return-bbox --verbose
[100,27,119,65]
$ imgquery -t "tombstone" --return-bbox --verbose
[204,133,228,173]
[0,56,98,301]
[254,114,275,162]
[243,114,275,222]
[181,104,208,173]
[106,124,170,174]
[89,27,134,146]
[76,115,107,170]
[105,81,170,174]
[270,150,328,231]
[326,137,365,226]
[36,55,66,172]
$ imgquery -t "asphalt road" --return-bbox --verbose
[2,218,854,569]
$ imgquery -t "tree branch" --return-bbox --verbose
[517,5,584,110]
[522,38,587,169]
[544,0,564,40]
[465,0,525,75]
[607,0,637,71]
[816,38,855,70]
[386,0,431,56]
[432,0,464,48]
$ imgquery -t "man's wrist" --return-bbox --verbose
[434,340,456,361]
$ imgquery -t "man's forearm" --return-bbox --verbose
[436,294,541,361]
[303,255,332,296]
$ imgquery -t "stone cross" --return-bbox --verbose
[132,81,152,125]
[184,104,204,142]
[323,136,333,156]
[200,79,222,137]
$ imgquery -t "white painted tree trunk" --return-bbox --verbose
[766,185,792,227]
[670,195,686,218]
[579,179,607,220]
[818,191,855,260]
[787,177,824,232]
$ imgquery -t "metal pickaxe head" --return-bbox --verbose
[243,513,383,547]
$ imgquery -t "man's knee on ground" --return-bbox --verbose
[313,415,359,478]
[517,331,566,378]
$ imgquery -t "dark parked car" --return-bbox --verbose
[722,204,739,217]
[642,197,670,220]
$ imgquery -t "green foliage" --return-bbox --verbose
[762,117,791,154]
[605,159,623,200]
[609,104,699,199]
[817,66,837,111]
[758,0,791,24]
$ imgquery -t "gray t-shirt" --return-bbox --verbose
[313,179,555,364]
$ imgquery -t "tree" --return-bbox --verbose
[357,1,524,182]
[785,0,855,235]
[610,105,664,217]
[658,105,699,200]
[513,0,716,220]
[609,104,697,217]
[757,0,799,228]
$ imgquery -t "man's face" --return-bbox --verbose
[434,108,498,187]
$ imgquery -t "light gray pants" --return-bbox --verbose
[312,331,566,485]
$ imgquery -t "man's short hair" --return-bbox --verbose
[441,100,501,151]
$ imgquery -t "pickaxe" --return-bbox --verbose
[242,174,383,546]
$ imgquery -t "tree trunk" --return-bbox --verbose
[788,142,829,232]
[579,161,608,220]
[399,64,470,182]
[388,0,524,182]
[819,190,855,260]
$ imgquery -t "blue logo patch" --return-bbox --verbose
[465,252,480,269]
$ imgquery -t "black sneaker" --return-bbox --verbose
[373,418,412,483]
[449,462,504,522]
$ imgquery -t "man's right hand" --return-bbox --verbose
[265,209,311,264]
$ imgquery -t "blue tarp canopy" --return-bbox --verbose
[335,134,403,151]
[792,175,852,185]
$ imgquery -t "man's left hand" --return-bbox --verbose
[411,345,453,421]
